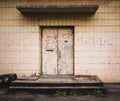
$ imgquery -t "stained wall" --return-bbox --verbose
[0,0,120,82]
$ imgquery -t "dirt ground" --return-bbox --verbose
[0,92,120,101]
[0,85,120,101]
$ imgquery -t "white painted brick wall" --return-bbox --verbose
[0,26,40,77]
[0,0,120,82]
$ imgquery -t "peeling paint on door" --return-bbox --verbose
[42,27,73,75]
[58,28,73,75]
[42,28,57,75]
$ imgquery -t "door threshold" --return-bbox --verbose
[40,75,74,78]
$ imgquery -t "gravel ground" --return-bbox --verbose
[0,93,120,101]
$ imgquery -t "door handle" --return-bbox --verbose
[46,49,54,51]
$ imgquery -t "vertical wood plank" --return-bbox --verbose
[42,28,57,75]
[58,27,73,75]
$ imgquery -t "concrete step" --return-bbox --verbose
[9,86,105,90]
[9,76,105,91]
[11,82,104,87]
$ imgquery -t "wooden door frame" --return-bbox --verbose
[40,26,75,76]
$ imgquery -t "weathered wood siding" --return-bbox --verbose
[0,0,120,82]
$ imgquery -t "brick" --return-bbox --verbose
[0,0,120,82]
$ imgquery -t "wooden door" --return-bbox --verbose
[42,27,73,75]
[42,28,57,75]
[58,28,73,75]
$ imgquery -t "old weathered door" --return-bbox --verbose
[42,28,57,75]
[42,27,73,75]
[58,28,73,75]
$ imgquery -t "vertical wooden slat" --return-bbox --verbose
[58,28,73,75]
[42,28,57,75]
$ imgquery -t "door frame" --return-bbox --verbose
[40,26,75,76]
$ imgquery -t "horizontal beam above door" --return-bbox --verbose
[16,5,99,14]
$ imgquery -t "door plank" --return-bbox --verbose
[42,28,57,75]
[58,28,73,75]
